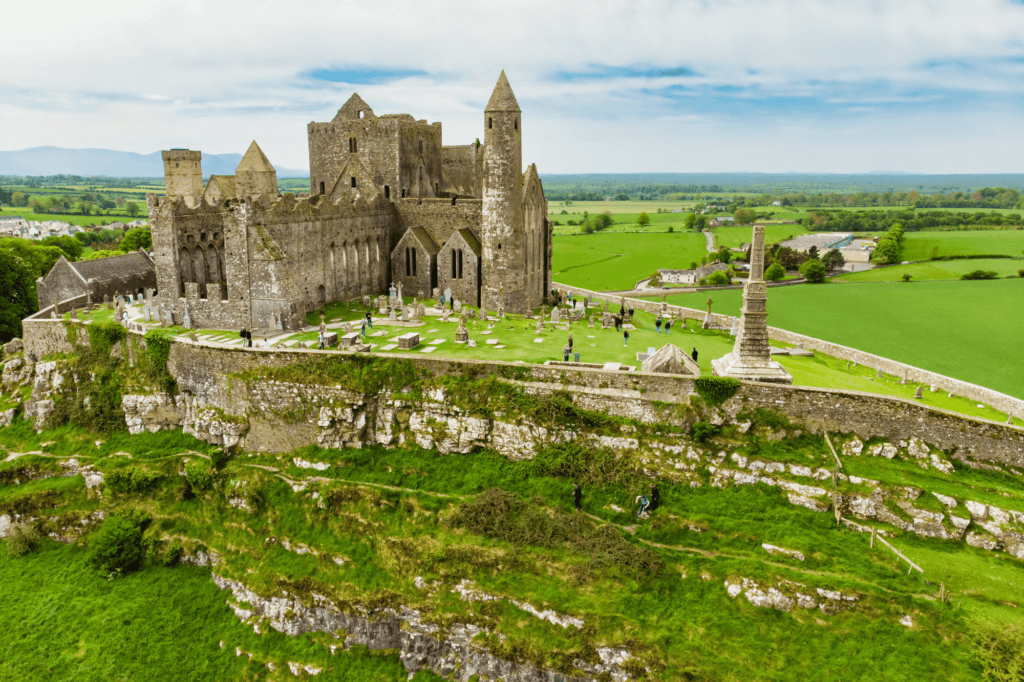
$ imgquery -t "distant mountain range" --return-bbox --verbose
[0,147,309,178]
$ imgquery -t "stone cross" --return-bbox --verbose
[319,314,327,333]
[389,284,397,300]
[535,317,544,334]
[458,311,468,332]
[705,297,714,315]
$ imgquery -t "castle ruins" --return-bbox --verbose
[147,71,551,331]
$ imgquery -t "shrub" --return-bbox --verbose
[88,516,144,575]
[5,522,40,556]
[902,272,913,282]
[961,270,998,280]
[87,320,126,355]
[1018,268,1024,278]
[764,262,785,281]
[799,258,827,283]
[105,466,162,496]
[971,620,1024,682]
[690,421,718,443]
[706,270,730,286]
[694,376,741,406]
[161,541,184,567]
[184,460,214,492]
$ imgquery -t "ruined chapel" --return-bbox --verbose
[146,71,551,331]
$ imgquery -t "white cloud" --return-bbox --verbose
[2,0,1024,172]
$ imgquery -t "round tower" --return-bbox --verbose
[481,71,525,313]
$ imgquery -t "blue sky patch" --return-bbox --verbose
[305,68,427,84]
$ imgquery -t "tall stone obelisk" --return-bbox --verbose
[711,225,793,384]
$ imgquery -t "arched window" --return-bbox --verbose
[488,117,492,129]
[458,249,463,279]
[451,249,457,279]
[406,247,412,277]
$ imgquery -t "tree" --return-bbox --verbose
[667,226,674,233]
[714,246,732,264]
[125,201,141,217]
[764,262,786,281]
[88,516,145,576]
[11,192,28,207]
[733,208,757,225]
[0,249,39,341]
[799,258,827,283]
[821,249,846,271]
[808,245,819,260]
[683,213,696,230]
[706,270,730,286]
[614,193,629,201]
[41,235,83,261]
[119,227,152,252]
[902,273,913,282]
[637,212,651,227]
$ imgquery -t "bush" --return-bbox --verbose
[184,460,214,492]
[105,466,162,496]
[690,421,718,443]
[961,270,998,280]
[88,516,144,576]
[706,270,730,286]
[1018,269,1024,278]
[902,272,913,282]
[764,262,785,281]
[971,620,1024,682]
[799,258,827,283]
[5,522,40,556]
[694,376,741,406]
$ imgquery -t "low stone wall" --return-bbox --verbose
[22,314,80,360]
[552,281,1024,420]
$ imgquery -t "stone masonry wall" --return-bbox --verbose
[552,282,1024,420]
[397,198,483,255]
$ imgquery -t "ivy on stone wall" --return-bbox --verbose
[87,321,126,356]
[694,377,741,406]
[143,330,176,394]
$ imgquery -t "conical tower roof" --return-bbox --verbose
[236,141,275,173]
[485,70,520,112]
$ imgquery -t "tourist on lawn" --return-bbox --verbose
[636,493,650,519]
[573,482,582,511]
[568,334,574,351]
[655,318,663,334]
[563,344,571,362]
[664,319,672,335]
[624,329,630,346]
[365,311,373,329]
[360,318,367,338]
[691,347,698,362]
[318,331,325,350]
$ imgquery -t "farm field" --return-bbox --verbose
[711,223,809,248]
[0,207,144,227]
[901,229,1024,261]
[666,279,1024,400]
[552,231,708,290]
[834,258,1024,283]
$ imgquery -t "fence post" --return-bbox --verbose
[870,527,876,549]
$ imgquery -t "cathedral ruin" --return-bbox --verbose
[147,71,551,331]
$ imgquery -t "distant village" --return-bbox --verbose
[0,214,149,240]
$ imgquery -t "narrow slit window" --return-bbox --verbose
[384,185,390,199]
[405,247,411,277]
[412,248,417,276]
[488,117,492,129]
[451,250,457,279]
[458,249,463,279]
[319,181,325,195]
[351,177,356,188]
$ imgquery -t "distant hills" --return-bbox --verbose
[0,147,309,178]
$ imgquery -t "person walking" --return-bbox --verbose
[568,334,574,352]
[360,318,367,338]
[664,319,672,335]
[318,331,326,350]
[624,329,630,347]
[655,317,663,334]
[573,482,582,511]
[563,343,571,362]
[365,310,373,329]
[691,347,698,362]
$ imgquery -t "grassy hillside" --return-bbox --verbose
[552,232,708,290]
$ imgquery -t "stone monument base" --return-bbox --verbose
[455,329,469,343]
[711,352,793,384]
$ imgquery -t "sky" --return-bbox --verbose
[3,0,1024,174]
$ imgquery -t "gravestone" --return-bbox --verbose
[344,321,354,334]
[324,331,339,346]
[188,331,198,343]
[319,314,327,333]
[455,312,469,343]
[453,299,462,313]
[142,304,152,322]
[602,300,608,314]
[416,303,426,320]
[588,315,595,328]
[104,294,112,309]
[69,309,78,320]
[559,308,568,321]
[535,318,544,334]
[444,288,452,302]
[401,307,411,322]
[397,332,420,350]
[378,295,388,314]
[550,307,559,324]
[467,308,476,320]
[340,332,360,347]
[362,295,371,308]
[602,312,614,329]
[390,308,397,321]
[730,317,738,336]
[876,368,883,378]
[467,340,477,348]
[480,307,488,321]
[441,308,451,323]
[914,386,923,399]
[183,303,192,328]
[497,302,505,318]
[432,287,440,300]
[389,284,397,300]
[161,308,173,327]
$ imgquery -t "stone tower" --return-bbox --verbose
[235,141,278,198]
[711,225,793,383]
[162,149,203,199]
[480,71,526,313]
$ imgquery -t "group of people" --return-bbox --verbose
[654,317,674,334]
[572,482,661,520]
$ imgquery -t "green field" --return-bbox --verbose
[901,229,1024,261]
[835,259,1024,283]
[552,232,708,290]
[711,223,810,248]
[0,207,145,227]
[667,279,1024,400]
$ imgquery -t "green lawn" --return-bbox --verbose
[835,259,1024,283]
[901,229,1024,261]
[711,223,810,249]
[0,207,145,227]
[552,232,708,290]
[668,279,1024,400]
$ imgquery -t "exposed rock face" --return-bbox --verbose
[724,577,858,615]
[212,573,632,682]
[2,357,32,392]
[121,393,182,434]
[180,394,248,448]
